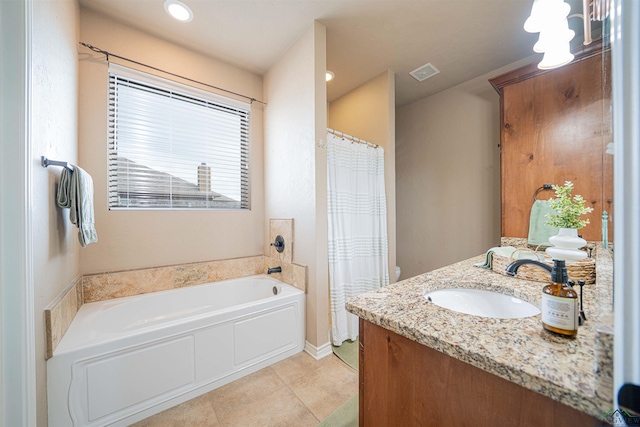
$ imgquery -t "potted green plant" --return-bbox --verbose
[545,181,594,261]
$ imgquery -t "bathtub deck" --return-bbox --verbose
[131,351,357,426]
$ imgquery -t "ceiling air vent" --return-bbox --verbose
[409,63,440,82]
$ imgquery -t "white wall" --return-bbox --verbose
[1,1,35,424]
[32,0,81,424]
[396,58,533,279]
[79,9,265,274]
[264,22,328,348]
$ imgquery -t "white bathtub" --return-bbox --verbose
[47,275,305,426]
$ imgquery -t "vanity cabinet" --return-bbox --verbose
[359,319,600,427]
[489,44,612,243]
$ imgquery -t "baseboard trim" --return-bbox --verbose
[304,340,333,360]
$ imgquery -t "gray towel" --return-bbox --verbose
[56,166,98,247]
[528,200,559,248]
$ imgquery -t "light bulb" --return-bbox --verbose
[164,0,193,22]
[326,71,335,82]
[538,42,575,69]
[533,18,575,53]
[524,0,571,33]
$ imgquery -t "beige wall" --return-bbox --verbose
[313,23,330,351]
[78,9,265,274]
[263,22,328,348]
[395,58,534,279]
[328,70,397,282]
[32,0,81,424]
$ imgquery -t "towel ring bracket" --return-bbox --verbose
[533,184,554,202]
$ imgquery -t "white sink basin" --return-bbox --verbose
[424,288,540,319]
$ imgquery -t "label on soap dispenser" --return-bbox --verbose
[541,294,578,330]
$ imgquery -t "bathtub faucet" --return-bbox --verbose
[267,266,282,274]
[270,235,285,253]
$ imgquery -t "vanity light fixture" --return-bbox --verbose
[164,0,193,22]
[524,0,571,33]
[524,0,610,70]
[326,71,335,82]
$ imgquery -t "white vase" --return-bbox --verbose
[545,228,588,262]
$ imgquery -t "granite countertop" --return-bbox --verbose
[346,243,613,419]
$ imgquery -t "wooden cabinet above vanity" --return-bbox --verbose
[489,44,612,242]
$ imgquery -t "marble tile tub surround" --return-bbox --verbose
[81,255,306,303]
[44,276,83,359]
[346,244,614,419]
[265,218,306,291]
[45,254,307,358]
[82,255,265,303]
[264,256,307,292]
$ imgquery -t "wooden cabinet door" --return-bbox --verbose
[359,319,601,427]
[494,49,612,242]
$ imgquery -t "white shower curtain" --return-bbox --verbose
[327,132,389,346]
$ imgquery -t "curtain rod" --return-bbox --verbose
[327,128,379,148]
[79,42,267,106]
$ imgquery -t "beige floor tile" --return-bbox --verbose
[208,367,286,420]
[131,393,220,427]
[271,351,338,385]
[216,385,318,427]
[287,356,359,420]
[131,352,357,427]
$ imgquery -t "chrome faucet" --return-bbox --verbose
[267,266,282,274]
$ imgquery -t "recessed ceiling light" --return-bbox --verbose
[326,71,335,82]
[164,0,193,22]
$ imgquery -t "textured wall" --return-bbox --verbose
[32,0,81,424]
[263,22,328,348]
[78,8,265,274]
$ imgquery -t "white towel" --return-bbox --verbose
[474,246,545,269]
[474,246,517,269]
[56,166,98,247]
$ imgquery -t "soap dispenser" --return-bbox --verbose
[541,260,579,337]
[506,259,579,337]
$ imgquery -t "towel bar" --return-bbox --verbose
[41,156,73,171]
[533,183,554,201]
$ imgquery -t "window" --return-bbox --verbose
[108,64,250,210]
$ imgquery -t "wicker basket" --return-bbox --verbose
[491,248,596,285]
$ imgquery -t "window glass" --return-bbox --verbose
[108,64,250,210]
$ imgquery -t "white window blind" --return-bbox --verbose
[108,64,250,210]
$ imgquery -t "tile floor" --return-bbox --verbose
[132,351,358,426]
